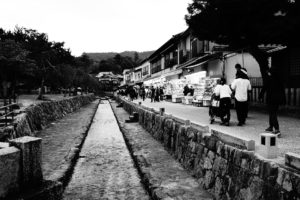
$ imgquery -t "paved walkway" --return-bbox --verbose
[63,100,150,200]
[133,98,300,157]
[37,100,99,181]
[111,101,213,200]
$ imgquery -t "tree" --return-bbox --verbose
[0,39,34,101]
[185,0,300,84]
[74,53,93,73]
[134,51,140,65]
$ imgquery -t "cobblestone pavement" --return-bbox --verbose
[38,100,99,181]
[111,101,213,200]
[63,100,150,200]
[133,98,300,157]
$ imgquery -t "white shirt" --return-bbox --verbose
[231,78,251,102]
[214,84,232,99]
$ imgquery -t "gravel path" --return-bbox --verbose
[63,100,150,200]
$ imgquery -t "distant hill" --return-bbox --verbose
[86,50,154,62]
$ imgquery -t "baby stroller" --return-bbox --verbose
[209,93,224,124]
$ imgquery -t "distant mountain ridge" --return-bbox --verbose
[86,50,154,62]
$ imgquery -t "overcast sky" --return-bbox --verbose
[0,0,191,56]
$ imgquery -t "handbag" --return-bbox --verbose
[211,99,220,107]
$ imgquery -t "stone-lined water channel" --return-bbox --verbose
[63,100,150,200]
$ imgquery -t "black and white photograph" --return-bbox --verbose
[1,0,300,199]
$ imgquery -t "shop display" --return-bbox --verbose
[202,78,219,101]
[172,95,183,103]
[165,79,186,97]
[182,96,193,104]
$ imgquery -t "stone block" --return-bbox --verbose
[138,109,145,125]
[258,133,278,159]
[10,136,43,187]
[0,142,10,148]
[212,156,228,177]
[204,135,218,152]
[211,129,255,151]
[285,152,300,171]
[163,119,173,148]
[250,157,261,175]
[0,147,21,198]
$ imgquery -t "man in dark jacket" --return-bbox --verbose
[183,84,189,96]
[259,68,285,137]
[150,86,155,102]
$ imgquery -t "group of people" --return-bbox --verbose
[211,64,251,127]
[211,64,284,137]
[118,85,164,103]
[149,86,164,102]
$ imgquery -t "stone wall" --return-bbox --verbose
[117,96,300,200]
[0,136,63,199]
[0,94,95,141]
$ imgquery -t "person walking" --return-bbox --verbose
[159,87,164,101]
[231,69,252,126]
[235,64,249,117]
[155,87,160,102]
[214,78,232,126]
[209,79,221,124]
[140,86,146,101]
[150,86,155,102]
[259,68,285,137]
[190,86,194,96]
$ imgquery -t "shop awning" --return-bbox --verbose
[161,69,182,79]
[184,52,222,69]
[142,74,161,82]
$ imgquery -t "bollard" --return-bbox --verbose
[258,133,278,159]
[0,147,21,198]
[10,136,43,187]
[159,108,165,116]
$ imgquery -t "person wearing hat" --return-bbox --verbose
[235,64,249,79]
[231,66,252,126]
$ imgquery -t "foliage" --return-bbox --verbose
[0,26,100,98]
[185,0,300,82]
[86,50,154,63]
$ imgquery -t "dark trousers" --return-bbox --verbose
[268,104,279,130]
[151,95,155,102]
[220,97,231,122]
[235,99,248,124]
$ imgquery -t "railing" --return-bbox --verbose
[0,103,17,127]
[248,86,300,108]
